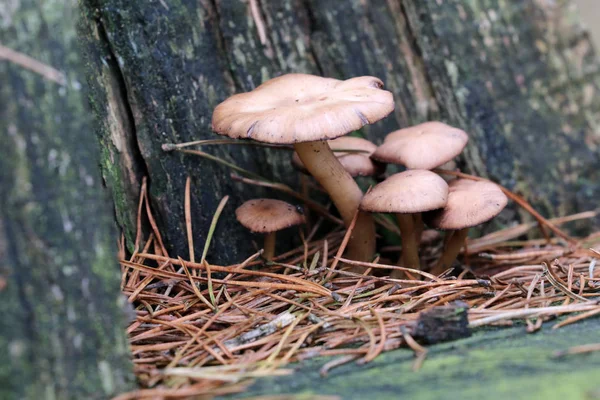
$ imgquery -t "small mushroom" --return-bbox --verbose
[360,170,448,276]
[371,121,468,170]
[235,199,305,261]
[213,74,395,261]
[291,136,383,178]
[425,179,508,275]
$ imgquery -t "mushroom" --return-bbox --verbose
[360,170,448,275]
[235,199,305,261]
[371,121,468,243]
[291,136,384,178]
[425,179,508,275]
[213,74,395,261]
[371,121,468,170]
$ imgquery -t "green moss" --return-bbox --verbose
[231,318,600,400]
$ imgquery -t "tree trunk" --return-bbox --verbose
[79,0,600,264]
[0,0,134,398]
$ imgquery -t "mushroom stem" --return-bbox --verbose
[294,140,375,261]
[443,229,455,247]
[263,231,277,261]
[433,228,469,275]
[414,213,424,244]
[396,213,420,275]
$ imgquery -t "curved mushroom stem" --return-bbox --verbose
[396,214,420,277]
[294,140,376,262]
[263,231,277,262]
[433,228,469,275]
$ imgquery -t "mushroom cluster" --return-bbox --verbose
[362,121,507,277]
[212,74,507,275]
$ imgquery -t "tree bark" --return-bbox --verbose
[79,0,600,264]
[0,0,134,398]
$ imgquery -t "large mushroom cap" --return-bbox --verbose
[291,136,381,177]
[425,179,508,230]
[236,199,305,233]
[371,121,468,169]
[212,74,395,144]
[360,170,449,214]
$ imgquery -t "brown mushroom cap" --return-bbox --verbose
[425,179,508,230]
[235,199,305,233]
[371,121,468,169]
[291,136,381,177]
[212,74,395,144]
[360,170,449,214]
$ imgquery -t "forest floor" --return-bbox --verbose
[113,170,600,400]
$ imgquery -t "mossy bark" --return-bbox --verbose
[0,0,134,398]
[79,0,600,265]
[230,317,600,400]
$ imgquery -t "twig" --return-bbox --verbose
[0,43,66,84]
[185,177,195,263]
[320,355,359,377]
[552,307,600,330]
[179,257,214,311]
[224,312,296,348]
[249,0,274,58]
[363,309,386,363]
[231,173,344,225]
[201,196,229,264]
[469,303,599,327]
[553,343,600,357]
[325,209,359,280]
[162,138,292,151]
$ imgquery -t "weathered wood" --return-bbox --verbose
[0,0,134,398]
[403,0,600,227]
[80,0,600,264]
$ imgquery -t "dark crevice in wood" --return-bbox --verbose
[400,2,474,153]
[397,0,439,121]
[209,0,243,92]
[301,0,325,76]
[94,15,149,183]
[89,10,150,249]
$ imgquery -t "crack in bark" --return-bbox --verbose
[94,15,148,183]
[396,0,439,120]
[208,0,245,93]
[90,13,149,247]
[301,0,325,76]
